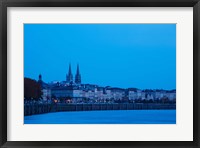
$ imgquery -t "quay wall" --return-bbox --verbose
[24,103,176,116]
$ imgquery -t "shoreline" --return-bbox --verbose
[24,103,176,116]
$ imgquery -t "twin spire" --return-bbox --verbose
[66,63,81,84]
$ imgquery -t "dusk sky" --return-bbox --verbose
[24,24,176,90]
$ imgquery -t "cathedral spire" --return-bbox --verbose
[75,64,81,84]
[68,63,72,75]
[76,64,80,75]
[66,63,73,83]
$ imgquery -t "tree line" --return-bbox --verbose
[24,77,42,100]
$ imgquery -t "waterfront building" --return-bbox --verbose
[38,74,51,100]
[105,89,112,100]
[166,90,176,100]
[127,88,138,100]
[51,86,73,98]
[109,88,126,100]
[37,64,176,103]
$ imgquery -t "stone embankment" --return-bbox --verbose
[24,103,176,116]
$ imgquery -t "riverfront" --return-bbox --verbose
[24,103,176,116]
[24,110,176,124]
[24,24,176,124]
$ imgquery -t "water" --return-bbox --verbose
[24,110,176,124]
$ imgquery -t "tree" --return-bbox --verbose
[24,77,42,100]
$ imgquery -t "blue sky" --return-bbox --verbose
[24,24,176,89]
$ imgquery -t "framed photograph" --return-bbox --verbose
[0,0,199,147]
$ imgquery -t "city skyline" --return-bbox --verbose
[30,63,175,91]
[24,24,176,89]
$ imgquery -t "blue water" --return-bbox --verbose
[24,110,176,124]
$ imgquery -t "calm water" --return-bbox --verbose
[24,110,176,124]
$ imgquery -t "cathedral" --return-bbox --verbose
[66,63,81,84]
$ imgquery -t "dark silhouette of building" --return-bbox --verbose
[75,64,81,84]
[66,63,73,83]
[38,74,42,81]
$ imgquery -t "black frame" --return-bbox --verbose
[0,0,200,147]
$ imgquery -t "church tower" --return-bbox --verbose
[39,74,42,81]
[75,64,81,84]
[66,63,73,83]
[38,74,43,88]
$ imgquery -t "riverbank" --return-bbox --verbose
[24,103,176,116]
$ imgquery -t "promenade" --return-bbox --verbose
[24,103,176,116]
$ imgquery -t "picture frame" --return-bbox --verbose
[0,0,199,147]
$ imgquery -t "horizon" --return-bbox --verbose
[24,24,176,90]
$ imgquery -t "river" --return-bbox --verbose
[24,110,176,124]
